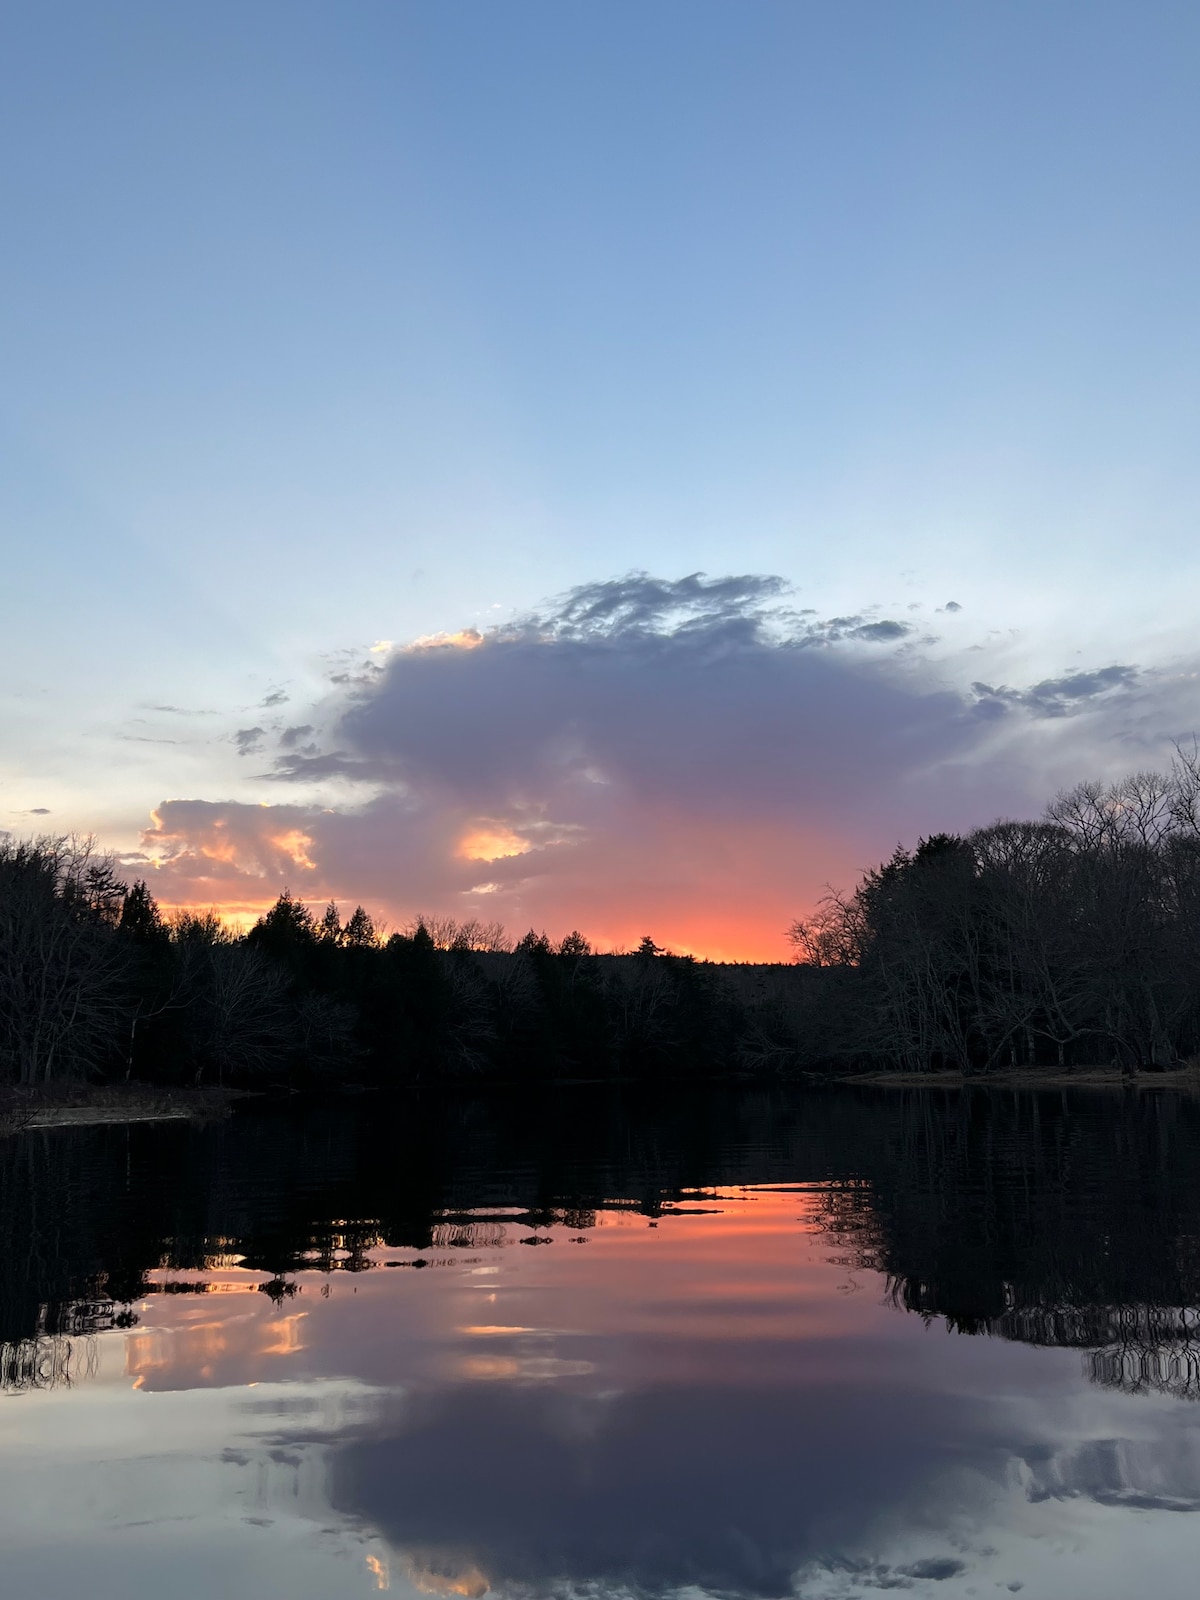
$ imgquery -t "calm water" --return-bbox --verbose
[4,1084,1200,1599]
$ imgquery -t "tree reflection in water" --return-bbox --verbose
[1,1332,98,1393]
[5,1083,1200,1397]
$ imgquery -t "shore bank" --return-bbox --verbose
[0,1084,242,1134]
[6,1067,1200,1133]
[841,1063,1200,1091]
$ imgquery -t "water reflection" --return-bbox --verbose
[4,1085,1200,1598]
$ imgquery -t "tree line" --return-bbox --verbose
[789,745,1200,1074]
[2,747,1199,1088]
[0,844,752,1087]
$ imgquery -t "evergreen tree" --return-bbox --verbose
[343,906,377,948]
[118,881,168,945]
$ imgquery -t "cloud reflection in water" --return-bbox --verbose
[7,1117,1200,1600]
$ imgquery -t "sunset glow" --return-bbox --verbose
[266,829,317,871]
[7,11,1200,1600]
[456,826,532,864]
[5,2,1199,972]
[408,630,485,653]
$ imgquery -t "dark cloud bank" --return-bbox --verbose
[140,574,1198,953]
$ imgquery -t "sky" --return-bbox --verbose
[2,1,1199,958]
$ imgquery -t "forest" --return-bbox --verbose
[2,747,1199,1090]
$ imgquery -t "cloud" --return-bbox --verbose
[840,618,912,642]
[280,574,940,814]
[138,799,323,918]
[132,573,1200,957]
[535,571,788,637]
[234,726,267,755]
[971,664,1140,719]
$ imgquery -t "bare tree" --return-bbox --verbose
[0,837,132,1085]
[404,914,512,952]
[171,921,293,1084]
[788,751,1200,1075]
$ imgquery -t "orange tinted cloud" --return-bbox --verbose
[126,575,1071,956]
[407,629,484,653]
[267,829,317,870]
[456,824,531,863]
[130,793,855,958]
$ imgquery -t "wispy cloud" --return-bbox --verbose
[971,663,1140,719]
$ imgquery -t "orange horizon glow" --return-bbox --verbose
[133,792,856,963]
[149,896,798,961]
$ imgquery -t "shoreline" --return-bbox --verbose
[0,1085,242,1135]
[6,1066,1200,1132]
[836,1065,1200,1091]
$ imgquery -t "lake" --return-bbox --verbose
[4,1083,1200,1599]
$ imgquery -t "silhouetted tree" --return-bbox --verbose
[786,750,1200,1074]
[0,838,132,1085]
[247,890,317,972]
[343,906,377,948]
[118,880,168,945]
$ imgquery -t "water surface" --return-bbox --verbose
[4,1084,1200,1599]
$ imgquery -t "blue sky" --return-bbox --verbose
[3,2,1198,952]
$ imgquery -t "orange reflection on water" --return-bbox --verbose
[399,1552,490,1598]
[125,1269,312,1388]
[113,1186,877,1396]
